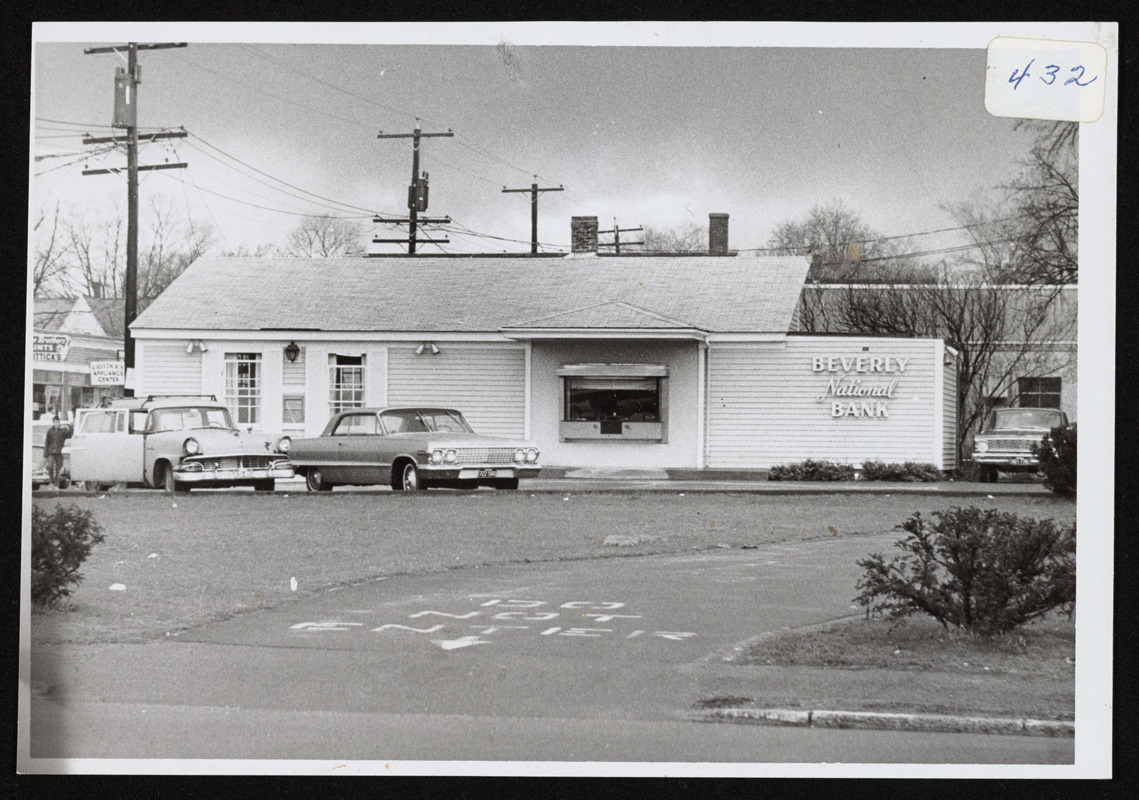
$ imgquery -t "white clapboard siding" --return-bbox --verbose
[943,348,958,470]
[387,346,526,438]
[139,340,202,396]
[282,346,306,385]
[706,339,938,469]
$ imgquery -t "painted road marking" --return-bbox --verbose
[289,622,364,632]
[431,635,490,650]
[290,596,695,648]
[370,624,445,634]
[408,611,481,619]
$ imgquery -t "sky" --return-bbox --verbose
[32,32,1044,259]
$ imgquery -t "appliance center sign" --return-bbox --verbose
[90,361,125,386]
[813,355,909,418]
[33,334,71,362]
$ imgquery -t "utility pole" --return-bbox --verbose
[83,42,187,396]
[376,119,453,254]
[502,176,563,255]
[598,220,645,255]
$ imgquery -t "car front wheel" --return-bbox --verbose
[162,463,189,494]
[400,463,428,491]
[306,468,332,492]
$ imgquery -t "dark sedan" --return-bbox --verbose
[287,407,541,491]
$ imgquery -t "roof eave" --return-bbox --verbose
[500,327,708,341]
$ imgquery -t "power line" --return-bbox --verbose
[736,215,1031,254]
[240,44,567,190]
[171,52,379,133]
[181,139,380,218]
[153,169,370,218]
[810,238,1019,269]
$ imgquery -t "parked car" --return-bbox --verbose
[30,419,72,490]
[288,407,540,491]
[68,395,294,493]
[972,407,1069,482]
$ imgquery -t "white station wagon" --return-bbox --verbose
[68,395,294,492]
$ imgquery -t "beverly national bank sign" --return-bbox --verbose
[813,354,910,418]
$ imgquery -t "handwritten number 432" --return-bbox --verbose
[1009,58,1097,90]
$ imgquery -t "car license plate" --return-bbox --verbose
[478,469,498,478]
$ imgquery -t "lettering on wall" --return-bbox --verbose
[812,355,909,419]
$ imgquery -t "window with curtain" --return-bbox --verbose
[329,354,365,414]
[225,353,261,425]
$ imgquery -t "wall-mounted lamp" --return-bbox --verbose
[186,340,209,354]
[415,343,442,356]
[284,341,301,362]
[186,341,194,354]
[198,341,208,352]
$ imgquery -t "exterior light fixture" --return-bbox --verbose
[430,343,441,355]
[415,343,441,356]
[186,341,195,354]
[415,344,426,356]
[284,341,301,362]
[197,341,208,352]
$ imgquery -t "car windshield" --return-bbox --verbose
[380,409,473,434]
[148,406,236,432]
[989,409,1064,430]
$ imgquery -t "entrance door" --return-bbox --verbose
[69,409,144,483]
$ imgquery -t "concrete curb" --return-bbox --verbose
[698,708,1074,737]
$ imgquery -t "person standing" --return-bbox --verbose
[43,415,66,487]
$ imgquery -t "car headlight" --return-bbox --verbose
[183,437,201,455]
[431,449,444,465]
[975,440,989,453]
[277,436,291,453]
[444,450,458,464]
[514,449,526,463]
[526,448,539,463]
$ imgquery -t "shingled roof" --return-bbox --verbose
[132,255,811,334]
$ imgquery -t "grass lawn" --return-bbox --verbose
[714,613,1076,720]
[30,490,1076,646]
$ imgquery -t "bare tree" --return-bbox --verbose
[641,221,706,253]
[285,214,364,258]
[221,242,279,257]
[1003,121,1078,285]
[33,202,71,297]
[767,199,912,282]
[54,196,216,302]
[797,268,1076,464]
[943,122,1078,286]
[64,202,125,298]
[138,196,217,302]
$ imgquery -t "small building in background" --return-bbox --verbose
[31,296,126,419]
[129,214,960,472]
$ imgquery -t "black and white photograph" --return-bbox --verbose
[21,21,1116,777]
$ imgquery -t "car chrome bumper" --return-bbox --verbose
[173,464,296,482]
[421,465,541,480]
[972,454,1039,466]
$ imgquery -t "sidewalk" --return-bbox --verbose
[524,468,1052,496]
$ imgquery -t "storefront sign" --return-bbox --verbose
[90,361,125,386]
[33,334,71,362]
[813,355,907,418]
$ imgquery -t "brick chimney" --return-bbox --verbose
[709,213,729,255]
[570,216,599,255]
